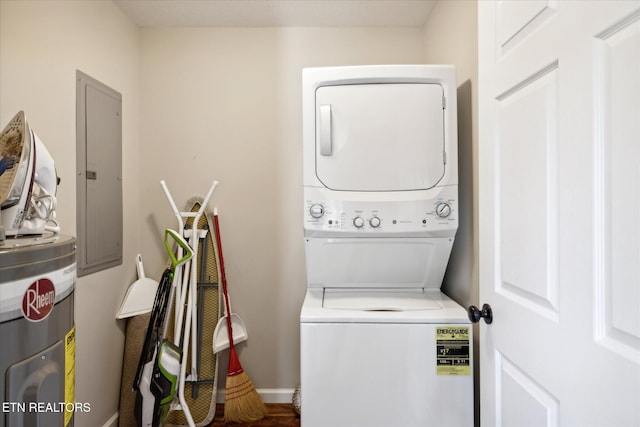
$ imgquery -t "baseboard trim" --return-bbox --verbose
[216,388,295,404]
[103,411,118,427]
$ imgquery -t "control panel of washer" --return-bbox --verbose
[303,187,458,236]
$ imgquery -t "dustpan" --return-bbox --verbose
[116,254,159,319]
[212,311,248,353]
[211,207,248,354]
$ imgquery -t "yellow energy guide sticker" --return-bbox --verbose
[65,325,76,426]
[436,326,470,376]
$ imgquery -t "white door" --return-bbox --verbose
[478,1,640,426]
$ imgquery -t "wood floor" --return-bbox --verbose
[207,404,300,426]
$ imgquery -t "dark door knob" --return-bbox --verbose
[468,303,493,324]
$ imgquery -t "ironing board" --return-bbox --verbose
[166,199,220,427]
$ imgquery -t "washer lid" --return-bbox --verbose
[302,288,469,323]
[323,289,443,311]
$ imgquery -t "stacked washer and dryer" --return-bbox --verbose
[300,65,472,427]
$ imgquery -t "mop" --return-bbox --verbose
[134,229,193,427]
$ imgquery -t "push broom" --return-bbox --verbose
[213,209,267,423]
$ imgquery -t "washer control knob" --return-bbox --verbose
[309,204,324,218]
[353,216,365,228]
[369,217,381,228]
[436,202,452,218]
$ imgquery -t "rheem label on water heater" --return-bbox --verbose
[21,279,56,322]
[436,326,470,376]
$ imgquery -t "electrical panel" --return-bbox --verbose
[76,70,122,277]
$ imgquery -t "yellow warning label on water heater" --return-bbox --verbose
[64,325,76,426]
[436,326,470,376]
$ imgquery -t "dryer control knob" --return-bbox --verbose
[309,204,324,218]
[353,216,365,228]
[369,217,381,228]
[436,202,452,218]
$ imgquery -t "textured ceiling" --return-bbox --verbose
[113,0,436,27]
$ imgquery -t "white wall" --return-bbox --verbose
[138,25,426,392]
[0,1,139,425]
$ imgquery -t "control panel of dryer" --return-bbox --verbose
[304,186,458,238]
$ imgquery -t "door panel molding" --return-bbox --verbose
[495,66,559,321]
[593,10,640,363]
[496,351,560,427]
[497,0,558,58]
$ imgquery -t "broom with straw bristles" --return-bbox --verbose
[213,209,267,423]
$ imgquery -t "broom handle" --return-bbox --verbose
[213,210,235,351]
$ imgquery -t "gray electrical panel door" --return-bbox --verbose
[76,71,122,277]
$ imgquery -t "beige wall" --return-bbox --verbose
[0,1,139,426]
[138,26,426,394]
[424,0,478,310]
[422,2,479,425]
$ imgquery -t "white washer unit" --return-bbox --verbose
[300,65,473,427]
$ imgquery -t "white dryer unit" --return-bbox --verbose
[300,65,472,427]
